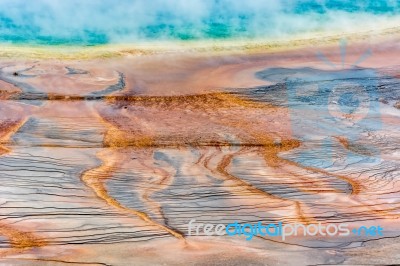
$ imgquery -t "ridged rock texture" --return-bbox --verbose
[0,45,399,265]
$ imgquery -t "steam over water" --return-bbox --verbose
[0,0,400,45]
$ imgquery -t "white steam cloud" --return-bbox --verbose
[0,0,399,44]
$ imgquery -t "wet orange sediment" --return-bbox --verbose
[101,92,272,112]
[215,148,280,199]
[0,79,22,100]
[0,223,46,250]
[250,134,362,196]
[0,118,27,143]
[86,90,393,232]
[287,137,400,219]
[336,136,377,157]
[215,149,313,224]
[278,165,342,194]
[334,136,400,219]
[0,43,397,264]
[103,125,155,148]
[0,223,46,260]
[85,108,185,238]
[137,158,174,224]
[250,133,362,196]
[96,93,271,149]
[336,136,350,150]
[0,106,32,155]
[80,149,185,240]
[0,118,47,254]
[216,109,349,222]
[0,121,20,154]
[0,79,50,254]
[96,92,319,224]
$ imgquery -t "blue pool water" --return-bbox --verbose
[0,0,399,45]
